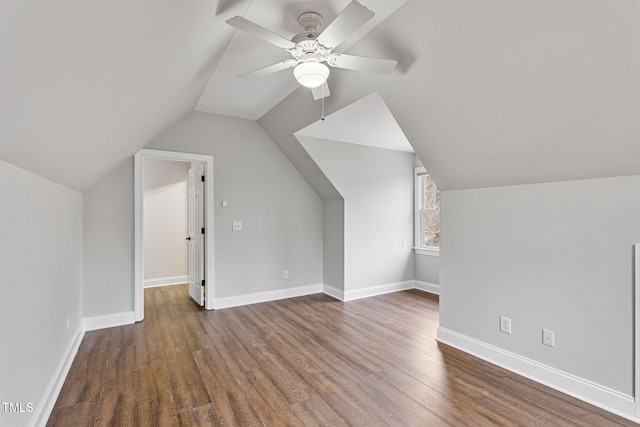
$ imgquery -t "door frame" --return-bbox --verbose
[635,244,640,417]
[134,148,215,321]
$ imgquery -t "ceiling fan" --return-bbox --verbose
[226,0,397,100]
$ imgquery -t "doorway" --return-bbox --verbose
[134,149,215,321]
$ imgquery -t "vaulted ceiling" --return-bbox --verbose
[2,0,639,193]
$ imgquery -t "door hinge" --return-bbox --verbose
[201,279,205,286]
[201,175,205,182]
[201,227,205,234]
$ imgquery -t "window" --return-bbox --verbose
[415,167,440,255]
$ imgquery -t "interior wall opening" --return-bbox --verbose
[134,149,215,321]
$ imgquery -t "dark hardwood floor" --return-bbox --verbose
[47,285,636,426]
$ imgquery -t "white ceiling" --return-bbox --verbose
[0,0,231,191]
[0,0,407,191]
[261,0,640,193]
[2,0,640,195]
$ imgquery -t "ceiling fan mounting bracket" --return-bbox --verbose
[292,12,325,44]
[298,12,324,33]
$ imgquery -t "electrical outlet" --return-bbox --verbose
[283,270,289,279]
[232,221,243,231]
[499,316,512,334]
[542,328,555,347]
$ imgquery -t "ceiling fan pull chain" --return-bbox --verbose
[321,85,325,121]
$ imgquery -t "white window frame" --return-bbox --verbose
[414,166,440,256]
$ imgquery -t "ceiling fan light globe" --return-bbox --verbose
[293,62,330,88]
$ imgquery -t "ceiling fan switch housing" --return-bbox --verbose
[292,32,320,43]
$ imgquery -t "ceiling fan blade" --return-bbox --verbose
[226,16,296,50]
[316,1,375,49]
[328,53,397,74]
[311,82,331,100]
[238,59,298,80]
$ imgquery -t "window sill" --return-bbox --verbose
[414,247,440,256]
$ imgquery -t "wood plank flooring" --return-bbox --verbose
[47,285,636,426]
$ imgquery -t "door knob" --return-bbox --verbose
[186,237,191,241]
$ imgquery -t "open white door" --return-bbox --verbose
[187,162,205,306]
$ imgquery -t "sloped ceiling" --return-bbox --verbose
[261,0,640,192]
[2,0,639,194]
[0,0,239,191]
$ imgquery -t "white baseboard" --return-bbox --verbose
[210,280,434,307]
[343,280,415,301]
[83,311,135,331]
[30,328,84,427]
[415,280,439,295]
[212,284,323,310]
[437,327,639,423]
[323,284,345,301]
[322,280,439,301]
[143,275,188,288]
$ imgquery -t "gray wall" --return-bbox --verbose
[0,160,83,427]
[148,112,323,299]
[83,111,323,316]
[143,158,189,283]
[323,199,345,291]
[415,253,439,285]
[83,158,135,317]
[440,175,640,396]
[300,137,414,293]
